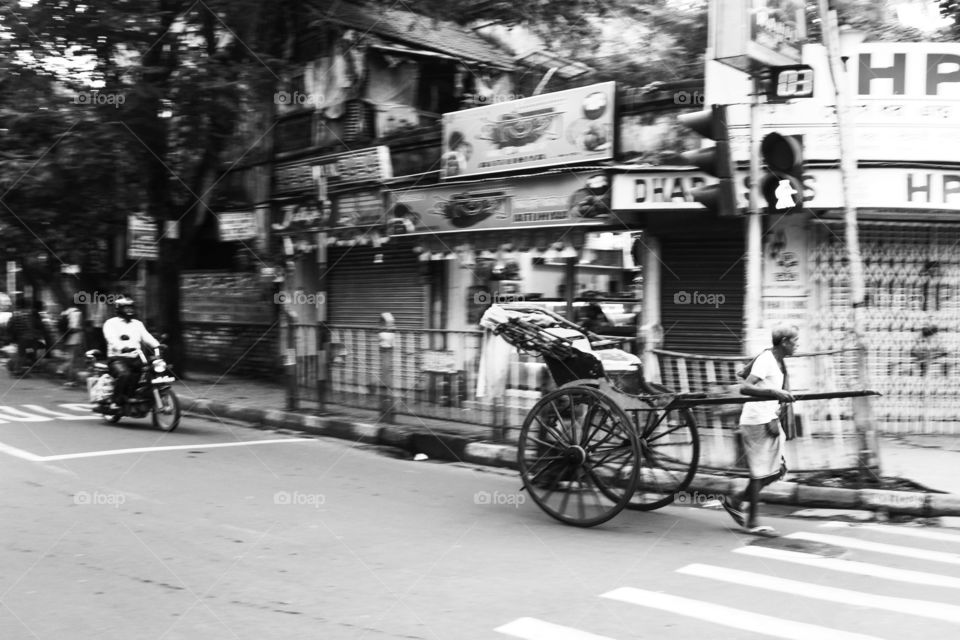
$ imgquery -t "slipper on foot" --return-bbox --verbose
[747,525,780,538]
[721,496,745,528]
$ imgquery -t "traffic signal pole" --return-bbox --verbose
[745,77,765,354]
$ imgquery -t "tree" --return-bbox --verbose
[0,0,708,374]
[0,48,136,303]
[942,0,960,37]
[0,0,305,373]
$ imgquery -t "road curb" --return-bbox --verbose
[180,395,960,518]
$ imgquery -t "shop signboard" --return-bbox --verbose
[273,146,393,196]
[440,82,615,179]
[127,213,158,260]
[798,168,960,213]
[611,171,717,210]
[387,171,610,235]
[716,43,960,164]
[329,190,384,230]
[181,271,273,325]
[272,200,332,234]
[217,211,259,241]
[711,0,805,72]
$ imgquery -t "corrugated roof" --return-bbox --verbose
[311,1,515,70]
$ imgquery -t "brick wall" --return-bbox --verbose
[183,322,280,377]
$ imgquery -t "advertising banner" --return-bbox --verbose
[440,82,615,179]
[387,171,611,236]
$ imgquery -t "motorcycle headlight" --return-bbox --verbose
[152,359,167,373]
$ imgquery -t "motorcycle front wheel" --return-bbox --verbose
[151,388,181,432]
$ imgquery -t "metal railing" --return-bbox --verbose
[652,347,865,471]
[290,324,548,441]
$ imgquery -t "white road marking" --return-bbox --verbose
[0,441,44,461]
[0,406,52,422]
[821,521,960,544]
[0,438,312,462]
[600,588,884,640]
[734,545,960,588]
[60,403,100,414]
[495,617,616,640]
[679,563,960,624]
[23,404,100,420]
[787,532,960,565]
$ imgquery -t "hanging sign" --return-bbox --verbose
[127,213,158,260]
[218,211,259,241]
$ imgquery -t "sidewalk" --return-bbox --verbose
[173,372,960,520]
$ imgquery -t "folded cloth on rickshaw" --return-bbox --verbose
[479,304,555,331]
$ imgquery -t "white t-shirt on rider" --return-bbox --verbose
[738,350,785,425]
[103,317,160,358]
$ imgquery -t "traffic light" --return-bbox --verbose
[677,104,740,217]
[760,132,804,214]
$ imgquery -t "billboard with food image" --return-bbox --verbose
[441,82,616,179]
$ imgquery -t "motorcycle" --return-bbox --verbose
[85,346,181,431]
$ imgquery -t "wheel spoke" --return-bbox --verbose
[534,415,571,446]
[518,386,640,527]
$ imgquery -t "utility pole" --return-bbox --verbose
[745,77,765,355]
[817,0,880,480]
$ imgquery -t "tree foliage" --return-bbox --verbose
[942,0,960,37]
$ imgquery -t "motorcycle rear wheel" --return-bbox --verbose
[152,388,181,432]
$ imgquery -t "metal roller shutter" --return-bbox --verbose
[659,224,745,355]
[327,240,426,328]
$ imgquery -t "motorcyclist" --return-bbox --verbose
[102,295,160,409]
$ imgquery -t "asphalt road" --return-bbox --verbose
[2,378,960,640]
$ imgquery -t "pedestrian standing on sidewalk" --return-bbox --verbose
[58,303,84,387]
[721,324,798,537]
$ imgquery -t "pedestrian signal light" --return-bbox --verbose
[677,105,740,217]
[760,132,804,214]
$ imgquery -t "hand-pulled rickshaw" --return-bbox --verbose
[480,304,878,528]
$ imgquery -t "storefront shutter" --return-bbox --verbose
[658,224,745,355]
[327,240,426,328]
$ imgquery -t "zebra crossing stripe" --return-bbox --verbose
[821,521,960,544]
[788,532,960,565]
[600,588,883,640]
[23,405,100,420]
[0,406,52,422]
[734,545,960,588]
[679,563,960,624]
[495,617,616,640]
